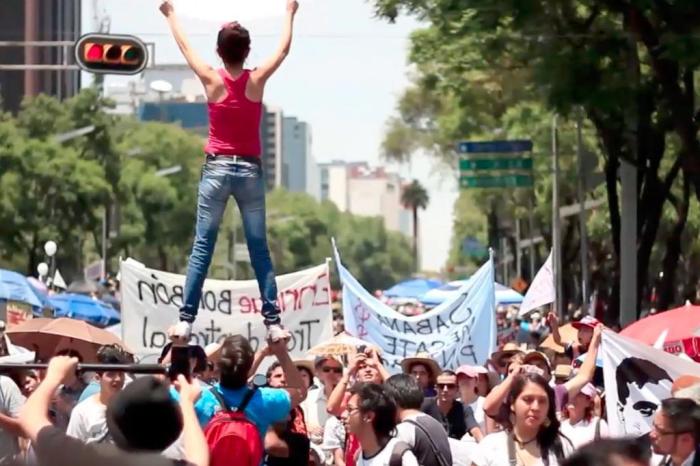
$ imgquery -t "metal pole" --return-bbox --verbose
[102,207,108,279]
[552,115,564,319]
[232,216,237,280]
[576,112,590,307]
[515,218,522,279]
[527,193,536,279]
[620,160,637,326]
[0,363,166,374]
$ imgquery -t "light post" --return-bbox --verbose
[37,263,49,284]
[43,240,58,289]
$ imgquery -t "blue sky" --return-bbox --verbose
[84,0,458,273]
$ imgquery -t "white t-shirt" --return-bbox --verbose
[0,376,24,462]
[559,417,608,449]
[357,438,419,466]
[65,395,110,444]
[468,397,486,431]
[472,431,574,466]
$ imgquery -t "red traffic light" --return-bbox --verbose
[74,34,148,75]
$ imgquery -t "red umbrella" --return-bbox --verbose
[621,305,700,361]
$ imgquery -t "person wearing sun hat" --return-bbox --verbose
[300,354,344,444]
[522,350,552,380]
[401,353,441,397]
[489,342,526,377]
[560,382,608,449]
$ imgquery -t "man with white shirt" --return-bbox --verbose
[301,355,343,443]
[346,382,419,466]
[66,345,130,444]
[650,398,700,466]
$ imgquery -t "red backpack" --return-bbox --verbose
[204,386,263,466]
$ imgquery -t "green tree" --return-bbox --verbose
[401,179,429,271]
[372,0,700,320]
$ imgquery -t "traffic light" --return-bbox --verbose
[74,33,148,75]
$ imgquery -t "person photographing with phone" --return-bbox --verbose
[159,0,299,343]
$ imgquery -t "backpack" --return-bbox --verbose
[204,386,263,466]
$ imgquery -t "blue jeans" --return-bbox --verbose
[179,156,280,326]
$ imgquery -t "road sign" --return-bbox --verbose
[458,140,533,154]
[460,175,533,189]
[459,157,533,171]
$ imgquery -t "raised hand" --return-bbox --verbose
[159,0,174,17]
[287,0,299,15]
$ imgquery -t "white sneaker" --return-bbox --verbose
[267,324,290,343]
[173,321,192,339]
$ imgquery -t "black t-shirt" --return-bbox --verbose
[34,426,191,466]
[420,397,478,440]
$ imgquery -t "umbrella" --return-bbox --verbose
[0,269,43,309]
[420,281,524,306]
[620,304,700,361]
[621,304,700,344]
[384,278,443,300]
[50,293,120,327]
[539,323,578,353]
[25,276,53,315]
[6,317,131,363]
[308,332,379,356]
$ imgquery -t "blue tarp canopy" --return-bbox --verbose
[384,278,443,300]
[0,269,43,310]
[50,293,120,327]
[421,280,524,306]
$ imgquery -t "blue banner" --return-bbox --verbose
[333,240,496,372]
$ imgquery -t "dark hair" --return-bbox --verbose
[55,348,84,362]
[189,346,207,374]
[266,361,283,381]
[661,397,700,440]
[349,382,397,439]
[506,374,564,461]
[217,22,251,65]
[218,335,254,389]
[96,344,131,368]
[561,438,651,466]
[615,357,671,405]
[384,374,424,410]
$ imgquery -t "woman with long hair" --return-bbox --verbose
[559,383,608,449]
[472,373,573,466]
[159,0,298,342]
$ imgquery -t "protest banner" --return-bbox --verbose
[120,260,333,359]
[602,329,700,437]
[333,241,496,372]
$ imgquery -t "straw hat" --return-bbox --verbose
[400,353,441,380]
[491,342,526,364]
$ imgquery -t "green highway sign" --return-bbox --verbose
[460,174,533,188]
[459,158,533,171]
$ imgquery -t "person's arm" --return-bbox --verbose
[564,324,602,397]
[483,364,521,417]
[265,428,290,457]
[464,405,483,442]
[159,1,219,85]
[268,338,307,407]
[175,375,209,466]
[327,354,364,416]
[250,0,298,85]
[469,426,484,442]
[333,449,346,466]
[547,311,564,347]
[20,356,77,442]
[247,345,272,379]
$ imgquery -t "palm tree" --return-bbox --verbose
[401,179,429,271]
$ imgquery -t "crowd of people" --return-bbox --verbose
[0,310,693,466]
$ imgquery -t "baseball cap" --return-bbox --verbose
[523,351,551,370]
[572,316,600,330]
[106,376,183,452]
[456,365,488,379]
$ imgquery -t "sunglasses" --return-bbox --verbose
[322,367,343,374]
[437,383,457,390]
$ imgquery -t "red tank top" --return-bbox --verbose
[204,69,262,157]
